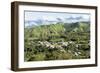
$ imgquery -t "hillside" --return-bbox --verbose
[24,22,90,61]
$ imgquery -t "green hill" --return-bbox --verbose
[24,22,90,61]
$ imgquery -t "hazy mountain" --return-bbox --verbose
[25,16,90,27]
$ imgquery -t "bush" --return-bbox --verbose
[28,53,46,61]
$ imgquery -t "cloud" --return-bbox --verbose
[24,11,90,27]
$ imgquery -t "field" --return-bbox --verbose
[24,21,90,61]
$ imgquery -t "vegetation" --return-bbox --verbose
[24,22,90,61]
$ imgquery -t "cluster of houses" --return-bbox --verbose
[38,41,69,49]
[37,41,81,55]
[25,40,90,57]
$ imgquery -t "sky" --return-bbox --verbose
[24,11,90,27]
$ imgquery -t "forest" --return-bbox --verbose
[24,21,90,61]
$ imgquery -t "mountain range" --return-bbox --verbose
[25,16,90,27]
